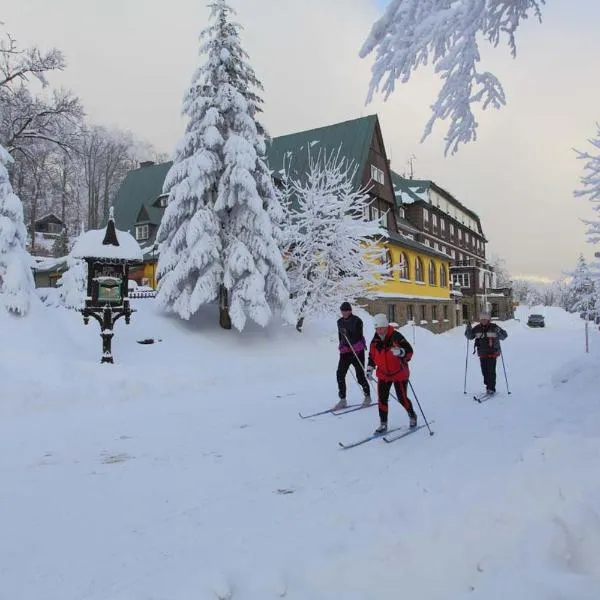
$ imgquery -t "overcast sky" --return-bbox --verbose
[4,0,600,281]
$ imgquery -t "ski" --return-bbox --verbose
[473,393,496,403]
[383,421,434,443]
[338,425,405,450]
[331,403,376,416]
[299,403,363,419]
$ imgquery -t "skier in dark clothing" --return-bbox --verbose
[465,311,508,395]
[334,302,371,410]
[367,313,417,433]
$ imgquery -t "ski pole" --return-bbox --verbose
[407,380,434,436]
[499,345,511,395]
[463,338,470,394]
[342,332,376,393]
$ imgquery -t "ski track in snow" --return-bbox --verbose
[1,302,599,599]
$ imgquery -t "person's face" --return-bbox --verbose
[480,318,490,326]
[341,309,351,318]
[375,326,387,337]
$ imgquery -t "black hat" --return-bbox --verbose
[340,302,352,311]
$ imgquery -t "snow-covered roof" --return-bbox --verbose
[71,219,143,261]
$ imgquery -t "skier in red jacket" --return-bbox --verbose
[367,313,417,434]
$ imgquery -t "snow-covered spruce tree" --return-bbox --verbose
[0,143,35,315]
[280,149,389,332]
[566,255,597,319]
[56,255,87,310]
[156,0,289,330]
[360,0,545,154]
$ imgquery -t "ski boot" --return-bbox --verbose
[374,421,388,435]
[361,394,372,407]
[332,397,347,411]
[409,413,417,428]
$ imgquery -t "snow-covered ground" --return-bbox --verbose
[1,300,600,599]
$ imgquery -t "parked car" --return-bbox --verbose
[527,314,545,328]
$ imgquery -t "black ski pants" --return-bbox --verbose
[479,356,497,392]
[336,351,370,399]
[377,380,416,423]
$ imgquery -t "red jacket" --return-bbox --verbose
[368,326,413,382]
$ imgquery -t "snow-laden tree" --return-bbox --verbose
[0,144,35,314]
[279,149,389,331]
[360,0,545,154]
[565,255,597,319]
[156,0,289,330]
[575,123,600,247]
[488,253,511,286]
[56,255,87,310]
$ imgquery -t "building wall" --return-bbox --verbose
[363,242,458,333]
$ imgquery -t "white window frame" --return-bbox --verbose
[370,165,385,185]
[452,273,471,288]
[135,224,149,241]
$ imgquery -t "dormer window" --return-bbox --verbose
[157,194,168,208]
[135,224,149,241]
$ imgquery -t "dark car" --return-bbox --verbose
[527,314,545,328]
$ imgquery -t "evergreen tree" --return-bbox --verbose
[156,0,289,330]
[566,255,597,319]
[0,144,35,315]
[53,228,70,257]
[56,255,87,310]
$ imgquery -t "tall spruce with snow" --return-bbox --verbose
[57,226,87,310]
[566,255,597,318]
[156,0,289,330]
[280,149,388,331]
[0,144,35,315]
[360,0,545,154]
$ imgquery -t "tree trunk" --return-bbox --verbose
[295,317,304,332]
[219,284,232,329]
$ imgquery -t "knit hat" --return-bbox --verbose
[479,311,491,320]
[373,313,389,328]
[340,302,352,312]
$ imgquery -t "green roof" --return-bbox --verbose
[113,116,379,238]
[113,161,172,243]
[266,115,377,187]
[391,171,482,227]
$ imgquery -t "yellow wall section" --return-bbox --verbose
[379,242,451,299]
[143,261,158,289]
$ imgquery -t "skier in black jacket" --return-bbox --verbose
[465,311,508,395]
[333,302,371,409]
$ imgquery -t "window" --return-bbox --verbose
[452,273,471,288]
[370,165,385,184]
[443,305,449,320]
[415,257,424,282]
[420,305,426,322]
[399,253,410,279]
[458,229,463,240]
[47,222,63,234]
[428,261,436,285]
[423,209,429,223]
[432,305,438,321]
[450,223,455,236]
[440,218,445,232]
[381,248,393,272]
[407,304,414,322]
[432,214,438,228]
[387,304,396,324]
[157,194,169,208]
[491,303,499,318]
[135,224,149,241]
[440,265,448,287]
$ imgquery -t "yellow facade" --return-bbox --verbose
[143,260,158,289]
[378,241,451,299]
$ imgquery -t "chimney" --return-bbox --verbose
[140,160,155,168]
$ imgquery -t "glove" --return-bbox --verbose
[366,366,374,380]
[391,346,405,358]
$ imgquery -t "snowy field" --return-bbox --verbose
[1,300,600,599]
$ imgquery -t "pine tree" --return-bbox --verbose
[280,149,388,331]
[0,144,35,315]
[56,255,87,310]
[566,255,597,319]
[53,228,70,257]
[156,0,289,330]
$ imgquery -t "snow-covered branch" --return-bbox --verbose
[574,123,600,245]
[280,148,389,329]
[360,0,545,155]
